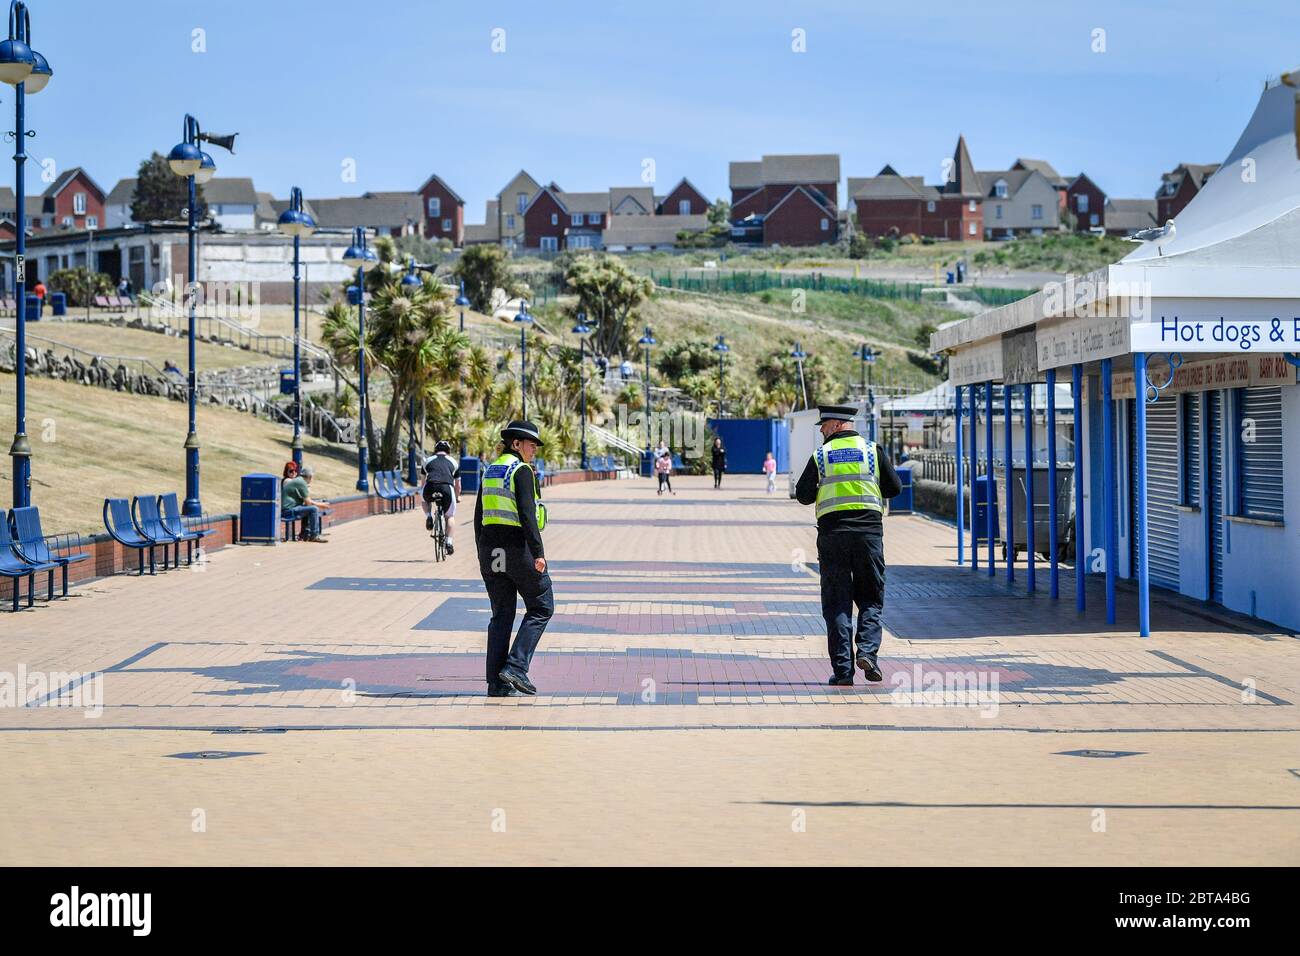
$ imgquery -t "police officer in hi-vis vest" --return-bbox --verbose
[474,420,553,697]
[795,405,902,685]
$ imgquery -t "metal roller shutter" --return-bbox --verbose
[1237,386,1284,520]
[1181,392,1200,505]
[1143,394,1181,590]
[1208,390,1225,604]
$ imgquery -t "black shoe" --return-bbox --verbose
[446,542,454,555]
[487,683,518,698]
[856,656,883,682]
[425,515,434,531]
[498,668,537,696]
[828,675,854,686]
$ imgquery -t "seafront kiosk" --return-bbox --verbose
[933,72,1300,635]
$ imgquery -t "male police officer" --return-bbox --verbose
[475,420,553,697]
[795,404,902,685]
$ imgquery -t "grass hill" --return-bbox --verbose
[0,373,363,535]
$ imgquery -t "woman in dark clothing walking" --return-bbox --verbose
[711,437,727,489]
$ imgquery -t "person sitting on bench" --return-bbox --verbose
[282,464,330,542]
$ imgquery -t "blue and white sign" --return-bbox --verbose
[1133,306,1300,351]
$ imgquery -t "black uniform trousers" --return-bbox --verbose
[817,527,886,679]
[480,542,554,686]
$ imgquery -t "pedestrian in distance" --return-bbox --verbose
[655,446,675,496]
[763,451,777,494]
[795,404,902,686]
[711,437,727,489]
[475,420,553,698]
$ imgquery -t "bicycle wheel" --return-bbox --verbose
[433,507,446,562]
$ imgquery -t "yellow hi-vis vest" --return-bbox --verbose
[481,453,547,531]
[814,434,883,519]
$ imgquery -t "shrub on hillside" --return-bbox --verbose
[48,267,114,307]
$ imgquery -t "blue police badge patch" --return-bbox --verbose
[485,465,510,479]
[826,448,865,464]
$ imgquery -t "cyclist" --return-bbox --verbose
[421,440,461,555]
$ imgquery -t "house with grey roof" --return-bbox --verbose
[304,192,424,237]
[979,167,1060,237]
[727,153,840,245]
[849,137,984,241]
[602,214,710,252]
[104,176,260,232]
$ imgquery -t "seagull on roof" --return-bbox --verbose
[1126,219,1176,244]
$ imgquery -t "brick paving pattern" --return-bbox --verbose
[2,474,1298,864]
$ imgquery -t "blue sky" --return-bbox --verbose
[29,0,1300,218]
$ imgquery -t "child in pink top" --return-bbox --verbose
[763,452,777,493]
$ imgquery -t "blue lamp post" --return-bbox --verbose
[857,344,878,440]
[399,258,424,484]
[167,112,234,516]
[455,280,469,332]
[572,313,596,469]
[2,0,51,509]
[342,227,379,491]
[276,187,316,468]
[713,334,730,417]
[515,299,533,419]
[791,342,808,410]
[638,325,656,447]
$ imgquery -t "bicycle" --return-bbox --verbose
[430,499,448,562]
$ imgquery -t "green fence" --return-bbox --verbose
[968,286,1035,307]
[647,269,927,301]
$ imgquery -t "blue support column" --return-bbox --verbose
[1046,369,1059,599]
[1004,383,1015,583]
[970,384,979,571]
[1025,383,1036,592]
[955,386,964,567]
[1072,364,1085,612]
[1101,358,1117,625]
[1134,353,1151,637]
[985,381,994,576]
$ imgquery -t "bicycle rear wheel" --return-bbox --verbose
[433,507,447,562]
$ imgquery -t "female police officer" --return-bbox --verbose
[475,420,552,697]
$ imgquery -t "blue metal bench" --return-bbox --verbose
[159,493,213,565]
[375,470,404,513]
[1,508,56,610]
[133,495,182,570]
[10,506,89,599]
[281,512,301,541]
[391,471,417,510]
[103,498,158,575]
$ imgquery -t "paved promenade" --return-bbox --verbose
[2,474,1298,865]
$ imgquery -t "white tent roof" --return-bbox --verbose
[1123,72,1300,268]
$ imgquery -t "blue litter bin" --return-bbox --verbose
[239,473,281,545]
[891,463,914,514]
[346,284,363,306]
[279,369,296,395]
[971,475,1000,545]
[49,292,67,316]
[639,449,654,478]
[24,294,41,319]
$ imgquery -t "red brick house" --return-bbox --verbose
[40,167,106,232]
[1156,163,1219,221]
[850,137,982,241]
[1065,172,1107,231]
[656,177,709,216]
[417,174,464,245]
[727,154,840,245]
[763,186,837,245]
[522,187,609,250]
